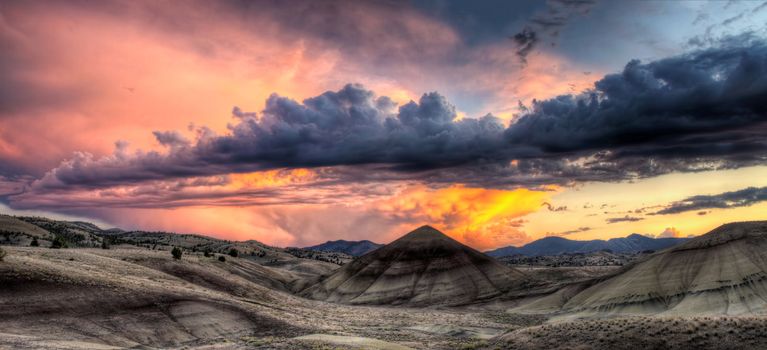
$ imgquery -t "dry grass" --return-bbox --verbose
[493,316,767,350]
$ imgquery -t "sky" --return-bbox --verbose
[1,0,767,250]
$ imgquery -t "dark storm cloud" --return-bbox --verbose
[655,186,767,215]
[506,38,767,160]
[37,84,508,189]
[31,39,767,190]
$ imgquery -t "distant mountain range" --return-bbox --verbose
[485,234,689,257]
[304,239,383,256]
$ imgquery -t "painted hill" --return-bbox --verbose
[304,239,383,256]
[486,234,688,257]
[561,221,767,316]
[301,225,527,306]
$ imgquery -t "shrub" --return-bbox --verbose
[50,236,68,249]
[0,247,5,261]
[30,237,39,247]
[218,255,226,262]
[101,239,110,249]
[171,246,182,260]
[204,249,211,257]
[228,248,239,258]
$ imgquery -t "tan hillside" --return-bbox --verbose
[13,216,103,247]
[113,231,341,283]
[0,214,344,280]
[0,246,307,349]
[0,215,53,246]
[0,246,530,349]
[301,225,528,306]
[561,221,767,316]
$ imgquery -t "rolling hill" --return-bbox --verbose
[0,215,343,285]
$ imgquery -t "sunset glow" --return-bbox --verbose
[2,0,767,249]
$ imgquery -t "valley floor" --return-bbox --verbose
[2,247,767,349]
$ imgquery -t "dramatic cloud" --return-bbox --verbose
[0,0,596,177]
[2,1,766,248]
[655,186,767,215]
[33,84,509,190]
[507,38,767,164]
[26,38,767,194]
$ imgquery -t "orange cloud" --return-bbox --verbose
[376,185,552,250]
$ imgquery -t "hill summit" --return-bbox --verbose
[301,225,527,306]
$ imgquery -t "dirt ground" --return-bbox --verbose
[1,246,766,349]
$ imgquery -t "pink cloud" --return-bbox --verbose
[0,0,595,175]
[0,1,601,248]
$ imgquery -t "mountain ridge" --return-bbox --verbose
[303,239,383,256]
[486,233,689,257]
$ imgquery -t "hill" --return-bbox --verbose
[0,215,343,285]
[0,215,122,247]
[0,215,53,246]
[304,239,383,256]
[486,234,688,257]
[0,245,538,350]
[559,221,767,316]
[301,225,528,306]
